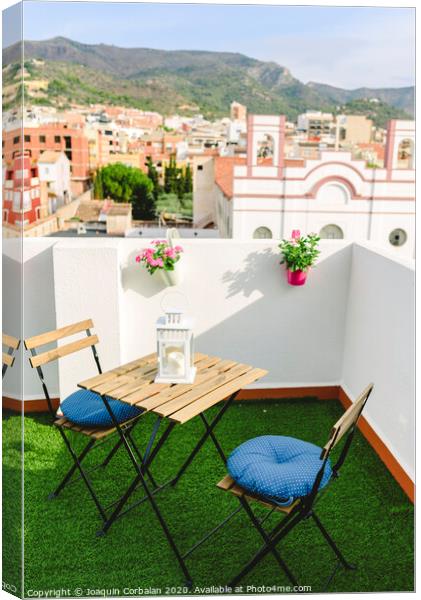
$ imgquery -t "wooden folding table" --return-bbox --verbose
[77,352,267,585]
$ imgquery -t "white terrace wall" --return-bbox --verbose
[342,243,415,481]
[2,238,414,483]
[52,239,352,400]
[3,238,59,400]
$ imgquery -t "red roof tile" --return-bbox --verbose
[215,156,305,198]
[215,156,246,198]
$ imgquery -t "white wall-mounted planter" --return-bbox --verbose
[156,264,183,286]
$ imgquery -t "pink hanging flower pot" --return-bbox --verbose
[135,240,184,287]
[278,230,320,288]
[287,269,308,286]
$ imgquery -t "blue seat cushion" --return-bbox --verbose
[60,389,143,427]
[227,435,332,506]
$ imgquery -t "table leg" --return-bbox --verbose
[171,391,238,486]
[97,395,192,584]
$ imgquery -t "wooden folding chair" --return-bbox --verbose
[3,333,20,379]
[24,319,153,525]
[196,383,374,589]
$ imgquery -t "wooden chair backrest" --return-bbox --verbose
[3,333,20,369]
[24,319,99,368]
[321,383,373,459]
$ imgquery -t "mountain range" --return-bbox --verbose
[3,37,414,125]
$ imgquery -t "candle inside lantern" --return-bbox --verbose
[165,349,185,376]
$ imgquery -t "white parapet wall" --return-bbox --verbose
[2,238,414,485]
[3,238,60,400]
[341,243,415,482]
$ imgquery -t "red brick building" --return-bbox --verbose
[3,123,90,195]
[3,150,41,226]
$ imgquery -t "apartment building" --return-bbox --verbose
[38,150,71,212]
[3,122,90,195]
[297,111,334,136]
[2,150,41,226]
[335,114,373,145]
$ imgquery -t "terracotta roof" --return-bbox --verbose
[214,156,304,198]
[356,143,385,160]
[38,151,63,164]
[215,156,246,199]
[285,158,305,167]
[203,148,220,156]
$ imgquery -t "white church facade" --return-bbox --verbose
[194,116,415,257]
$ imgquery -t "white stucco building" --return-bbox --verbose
[194,116,415,257]
[38,150,71,213]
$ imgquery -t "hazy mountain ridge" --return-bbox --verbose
[306,81,414,113]
[3,37,414,122]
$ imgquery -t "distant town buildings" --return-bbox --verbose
[2,100,415,254]
[296,110,373,147]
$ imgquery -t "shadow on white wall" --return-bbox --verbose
[120,249,171,298]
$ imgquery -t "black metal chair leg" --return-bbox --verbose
[59,428,107,521]
[239,496,299,587]
[322,560,343,592]
[100,435,125,468]
[97,472,143,536]
[50,437,96,499]
[229,509,304,587]
[311,511,356,570]
[97,416,173,535]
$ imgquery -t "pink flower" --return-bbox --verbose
[165,248,176,259]
[156,258,164,267]
[174,245,183,253]
[291,230,301,240]
[135,255,141,263]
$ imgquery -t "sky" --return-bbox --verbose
[2,1,415,90]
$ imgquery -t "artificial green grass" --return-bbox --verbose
[2,398,414,596]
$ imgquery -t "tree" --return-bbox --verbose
[146,156,160,201]
[98,163,155,219]
[164,154,180,194]
[183,163,193,194]
[93,169,104,199]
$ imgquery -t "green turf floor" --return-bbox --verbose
[2,398,414,596]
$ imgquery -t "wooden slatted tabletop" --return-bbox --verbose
[78,353,267,425]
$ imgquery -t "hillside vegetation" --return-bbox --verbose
[2,37,414,126]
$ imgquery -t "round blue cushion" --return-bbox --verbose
[60,389,142,427]
[227,435,332,505]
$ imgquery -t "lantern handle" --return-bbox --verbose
[160,291,190,314]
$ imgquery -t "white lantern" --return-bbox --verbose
[155,308,196,384]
